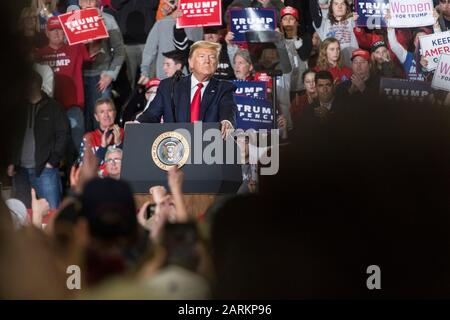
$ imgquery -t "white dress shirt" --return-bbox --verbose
[190,74,209,102]
[190,74,233,129]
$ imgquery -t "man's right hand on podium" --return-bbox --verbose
[125,120,140,126]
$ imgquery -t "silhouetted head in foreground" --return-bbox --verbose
[211,97,450,299]
[0,2,51,299]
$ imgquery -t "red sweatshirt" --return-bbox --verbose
[315,65,353,84]
[36,43,92,110]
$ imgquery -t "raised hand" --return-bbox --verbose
[31,188,50,228]
[97,74,113,93]
[112,124,122,145]
[101,127,113,148]
[138,75,150,86]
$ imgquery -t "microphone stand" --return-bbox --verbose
[171,70,183,122]
[267,70,282,130]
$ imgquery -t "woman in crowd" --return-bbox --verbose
[311,0,358,66]
[30,0,59,33]
[369,36,404,78]
[352,12,405,79]
[18,7,47,49]
[386,26,432,81]
[308,32,322,69]
[315,37,352,83]
[384,9,441,81]
[290,69,317,125]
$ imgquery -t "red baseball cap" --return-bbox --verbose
[280,6,299,21]
[351,49,370,62]
[47,16,62,31]
[145,78,161,90]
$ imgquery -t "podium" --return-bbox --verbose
[121,122,243,196]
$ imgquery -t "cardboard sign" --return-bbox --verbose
[254,72,273,93]
[355,0,389,29]
[419,31,450,71]
[58,8,109,45]
[380,77,432,101]
[233,80,267,99]
[176,0,222,28]
[388,0,434,28]
[432,54,450,91]
[235,95,274,130]
[229,8,276,43]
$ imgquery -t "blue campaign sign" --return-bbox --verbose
[380,77,432,102]
[233,80,267,99]
[235,95,274,130]
[229,8,276,43]
[355,0,389,29]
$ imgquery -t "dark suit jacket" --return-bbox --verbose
[335,75,381,101]
[11,93,70,176]
[299,100,340,129]
[136,75,237,126]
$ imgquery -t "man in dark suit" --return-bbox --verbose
[136,40,237,139]
[300,70,339,127]
[335,49,380,100]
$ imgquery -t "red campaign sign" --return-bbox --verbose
[176,0,222,28]
[58,8,109,45]
[255,72,273,92]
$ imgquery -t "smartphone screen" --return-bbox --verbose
[146,204,156,220]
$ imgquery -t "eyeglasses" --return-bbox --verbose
[441,0,450,4]
[106,158,122,164]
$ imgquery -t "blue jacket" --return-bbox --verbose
[137,75,237,126]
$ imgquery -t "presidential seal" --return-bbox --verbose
[151,131,190,171]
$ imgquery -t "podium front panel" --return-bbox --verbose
[121,123,243,193]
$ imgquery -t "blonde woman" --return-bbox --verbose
[19,6,39,33]
[314,37,352,84]
[30,0,59,33]
[18,7,47,49]
[290,69,318,124]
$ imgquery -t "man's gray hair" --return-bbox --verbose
[233,49,253,66]
[105,146,123,159]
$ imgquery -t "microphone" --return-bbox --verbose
[67,5,80,13]
[172,70,184,82]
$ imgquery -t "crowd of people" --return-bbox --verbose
[1,0,450,299]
